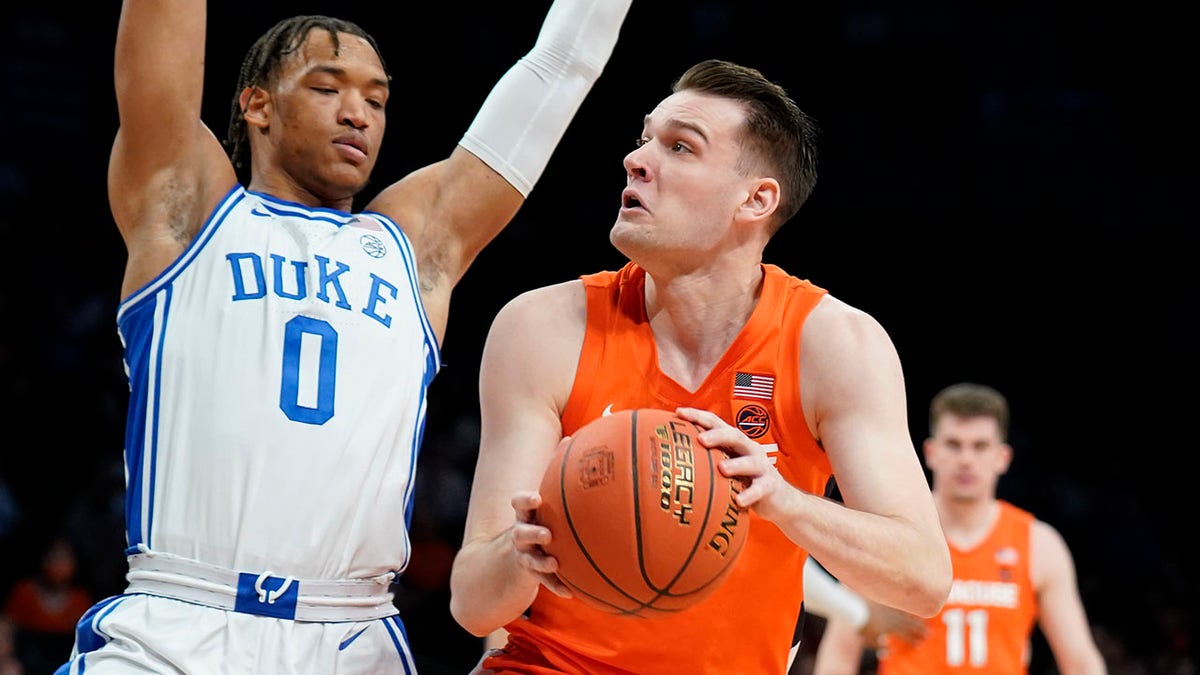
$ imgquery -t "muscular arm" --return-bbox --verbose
[366,0,630,340]
[448,282,586,636]
[1032,520,1107,674]
[110,0,237,298]
[796,298,950,616]
[691,296,951,617]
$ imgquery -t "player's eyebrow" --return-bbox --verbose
[306,64,390,90]
[644,114,708,144]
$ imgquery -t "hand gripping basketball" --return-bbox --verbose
[537,408,750,616]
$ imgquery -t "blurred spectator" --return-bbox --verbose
[3,537,92,674]
[1151,606,1197,675]
[63,458,129,601]
[0,616,24,675]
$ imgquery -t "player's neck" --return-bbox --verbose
[644,263,764,391]
[248,169,355,213]
[936,495,1000,550]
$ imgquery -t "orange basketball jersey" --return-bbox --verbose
[879,501,1038,675]
[485,262,832,674]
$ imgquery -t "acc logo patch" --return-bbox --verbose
[359,233,387,258]
[736,404,770,439]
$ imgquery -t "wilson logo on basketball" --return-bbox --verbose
[736,404,770,439]
[578,449,614,489]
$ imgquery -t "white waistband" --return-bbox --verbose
[125,550,398,622]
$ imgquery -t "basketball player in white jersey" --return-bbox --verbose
[57,2,632,673]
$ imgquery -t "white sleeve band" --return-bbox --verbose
[459,0,631,197]
[803,557,870,630]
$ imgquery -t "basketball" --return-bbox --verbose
[537,408,750,617]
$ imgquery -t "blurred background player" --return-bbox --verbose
[812,382,1106,675]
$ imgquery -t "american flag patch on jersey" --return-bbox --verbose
[733,372,775,400]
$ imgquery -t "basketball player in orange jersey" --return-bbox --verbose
[448,58,953,674]
[812,382,1106,675]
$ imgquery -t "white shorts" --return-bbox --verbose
[57,593,417,674]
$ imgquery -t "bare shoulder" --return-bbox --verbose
[365,148,523,295]
[489,279,586,343]
[804,294,893,350]
[482,279,587,414]
[1032,518,1073,556]
[1030,518,1078,589]
[801,294,904,412]
[109,124,237,298]
[109,126,234,226]
[363,162,440,239]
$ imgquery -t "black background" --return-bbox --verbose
[0,1,1196,673]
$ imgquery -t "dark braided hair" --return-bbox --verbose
[224,15,389,171]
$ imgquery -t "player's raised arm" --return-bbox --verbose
[110,0,237,297]
[366,0,631,338]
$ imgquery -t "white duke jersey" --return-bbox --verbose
[115,185,440,582]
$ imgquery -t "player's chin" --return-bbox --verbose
[320,168,373,200]
[327,149,375,175]
[608,223,653,260]
[610,214,645,238]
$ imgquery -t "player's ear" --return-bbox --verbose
[736,177,780,225]
[996,442,1014,474]
[240,86,271,131]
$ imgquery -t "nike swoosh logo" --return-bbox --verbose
[339,626,369,651]
[250,208,272,218]
[602,404,614,417]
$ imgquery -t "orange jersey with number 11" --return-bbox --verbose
[879,500,1038,675]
